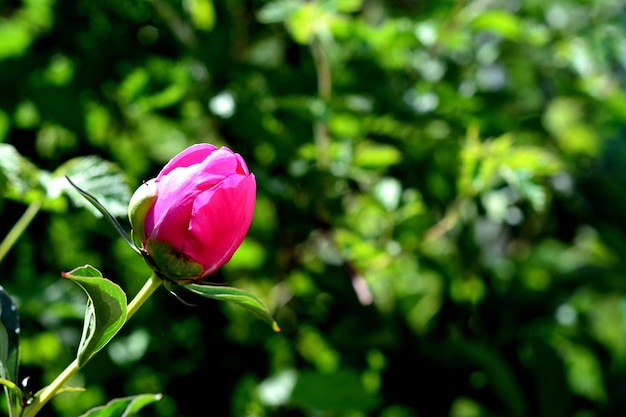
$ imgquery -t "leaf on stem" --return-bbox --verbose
[0,377,23,415]
[53,156,132,218]
[0,145,133,217]
[0,378,20,393]
[63,265,127,367]
[64,175,139,254]
[0,285,20,384]
[0,285,21,417]
[183,283,280,332]
[79,393,162,417]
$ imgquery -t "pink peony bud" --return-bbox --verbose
[128,143,256,281]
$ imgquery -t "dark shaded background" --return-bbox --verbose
[1,0,626,416]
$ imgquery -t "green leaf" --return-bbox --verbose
[333,0,363,13]
[286,4,325,44]
[63,265,127,367]
[0,377,23,417]
[0,378,18,392]
[0,285,21,417]
[184,283,280,332]
[186,0,215,31]
[0,285,20,384]
[64,175,138,254]
[0,20,33,59]
[52,155,132,218]
[0,144,45,204]
[79,393,162,417]
[353,140,402,169]
[472,10,522,41]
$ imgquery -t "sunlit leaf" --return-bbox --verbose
[63,265,127,367]
[0,144,45,204]
[334,0,363,13]
[543,98,599,157]
[186,0,215,31]
[286,3,327,44]
[472,10,522,41]
[555,337,606,402]
[51,155,132,218]
[353,141,402,169]
[0,21,32,59]
[63,175,138,253]
[79,393,162,417]
[184,283,280,332]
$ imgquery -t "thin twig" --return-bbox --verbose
[0,201,42,265]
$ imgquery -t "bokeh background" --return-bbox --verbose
[2,0,626,416]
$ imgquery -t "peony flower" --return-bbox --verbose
[128,143,256,281]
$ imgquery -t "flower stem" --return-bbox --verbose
[126,273,162,320]
[0,201,42,264]
[22,273,162,417]
[22,360,80,417]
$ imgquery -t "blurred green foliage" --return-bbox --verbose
[1,0,626,416]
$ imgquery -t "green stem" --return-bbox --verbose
[126,273,162,321]
[22,273,162,417]
[0,201,42,264]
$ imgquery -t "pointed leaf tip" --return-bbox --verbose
[64,265,127,366]
[183,283,279,330]
[272,322,281,333]
[79,393,162,417]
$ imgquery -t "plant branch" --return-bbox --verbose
[126,273,162,320]
[0,201,42,265]
[22,273,162,417]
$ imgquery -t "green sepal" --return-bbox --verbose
[184,283,280,332]
[63,265,127,367]
[145,240,204,281]
[127,179,157,245]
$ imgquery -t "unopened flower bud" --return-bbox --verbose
[128,144,256,282]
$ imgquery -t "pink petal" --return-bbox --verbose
[157,143,218,180]
[185,174,256,275]
[146,169,224,250]
[234,153,250,175]
[197,148,246,177]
